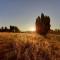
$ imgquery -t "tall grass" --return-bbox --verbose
[0,32,60,60]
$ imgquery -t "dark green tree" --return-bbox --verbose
[10,25,20,32]
[5,26,8,32]
[36,16,42,33]
[14,26,20,32]
[10,25,14,32]
[41,13,44,23]
[35,13,50,35]
[1,26,4,32]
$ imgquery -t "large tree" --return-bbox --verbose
[35,13,50,35]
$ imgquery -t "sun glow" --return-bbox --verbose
[30,27,36,31]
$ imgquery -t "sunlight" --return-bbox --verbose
[30,27,36,31]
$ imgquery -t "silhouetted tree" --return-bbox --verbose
[4,26,8,32]
[10,25,20,32]
[10,26,14,32]
[44,16,50,33]
[0,25,20,32]
[35,13,50,35]
[14,26,20,32]
[36,16,42,33]
[41,13,44,23]
[1,26,4,32]
[55,29,60,33]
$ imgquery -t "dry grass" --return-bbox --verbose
[0,32,60,60]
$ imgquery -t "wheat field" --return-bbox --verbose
[0,32,60,60]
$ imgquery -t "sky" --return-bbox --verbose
[0,0,60,31]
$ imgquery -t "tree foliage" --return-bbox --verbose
[0,25,20,32]
[10,25,20,32]
[36,13,50,35]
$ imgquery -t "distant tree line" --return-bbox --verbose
[0,25,20,32]
[35,13,50,35]
[49,29,60,34]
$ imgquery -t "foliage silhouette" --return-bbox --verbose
[36,13,50,35]
[0,25,20,32]
[10,25,20,32]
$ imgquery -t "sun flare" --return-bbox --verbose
[30,27,36,31]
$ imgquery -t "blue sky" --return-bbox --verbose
[0,0,60,31]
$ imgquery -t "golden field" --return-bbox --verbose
[0,32,60,60]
